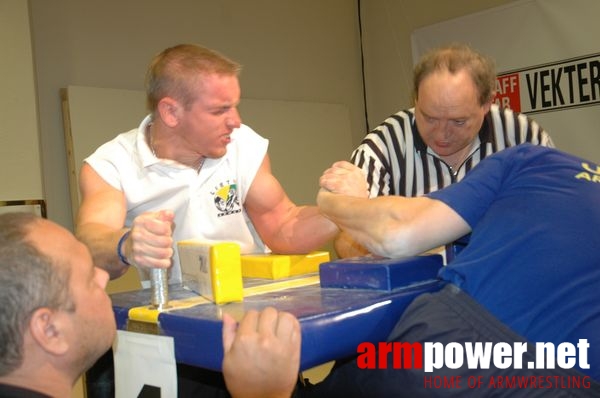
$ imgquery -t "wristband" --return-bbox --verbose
[117,230,131,266]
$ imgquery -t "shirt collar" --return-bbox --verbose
[135,115,189,169]
[136,114,160,168]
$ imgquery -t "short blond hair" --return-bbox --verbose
[145,44,242,112]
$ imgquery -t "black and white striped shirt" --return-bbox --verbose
[351,104,554,197]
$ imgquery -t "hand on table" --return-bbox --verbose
[222,307,301,398]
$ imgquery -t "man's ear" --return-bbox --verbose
[157,97,181,128]
[29,307,69,356]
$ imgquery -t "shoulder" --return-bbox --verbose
[87,129,138,160]
[489,104,540,128]
[226,124,269,178]
[90,115,151,157]
[502,144,583,172]
[230,124,268,147]
[0,383,51,398]
[376,108,415,129]
[361,108,415,141]
[468,144,562,183]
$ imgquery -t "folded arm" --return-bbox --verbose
[317,162,471,258]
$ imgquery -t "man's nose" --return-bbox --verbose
[226,108,241,129]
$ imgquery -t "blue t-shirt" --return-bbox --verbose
[429,144,600,379]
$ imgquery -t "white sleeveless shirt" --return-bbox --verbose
[85,115,269,284]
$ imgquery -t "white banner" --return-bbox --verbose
[113,330,177,398]
[411,0,600,162]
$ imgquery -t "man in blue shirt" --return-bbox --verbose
[297,144,599,397]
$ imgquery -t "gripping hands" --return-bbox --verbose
[125,210,175,270]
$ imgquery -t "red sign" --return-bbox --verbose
[494,73,521,112]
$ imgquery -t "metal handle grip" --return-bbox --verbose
[150,268,170,310]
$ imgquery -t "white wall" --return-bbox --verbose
[0,0,42,201]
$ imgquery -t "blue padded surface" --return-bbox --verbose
[319,254,443,291]
[111,278,444,371]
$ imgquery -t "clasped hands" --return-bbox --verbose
[319,161,369,198]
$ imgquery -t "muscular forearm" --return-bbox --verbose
[317,190,417,258]
[77,211,175,277]
[319,190,468,258]
[266,205,339,254]
[76,223,130,279]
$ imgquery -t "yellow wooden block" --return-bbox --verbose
[177,240,243,304]
[241,251,330,279]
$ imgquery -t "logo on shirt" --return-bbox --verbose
[575,162,600,183]
[212,181,242,217]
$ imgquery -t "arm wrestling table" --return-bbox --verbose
[110,260,445,372]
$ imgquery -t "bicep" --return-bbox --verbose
[77,163,127,230]
[244,156,296,239]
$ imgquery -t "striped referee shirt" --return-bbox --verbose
[351,104,554,198]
